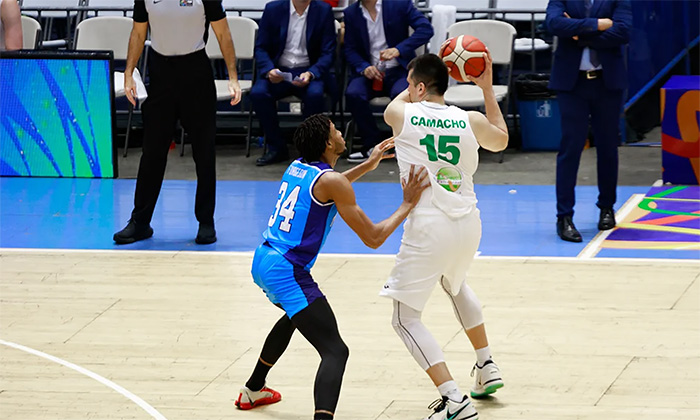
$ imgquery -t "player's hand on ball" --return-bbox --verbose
[366,137,396,170]
[401,165,429,207]
[466,48,493,90]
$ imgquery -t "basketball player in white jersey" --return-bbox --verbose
[381,52,508,420]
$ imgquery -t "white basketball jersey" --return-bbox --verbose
[396,101,480,218]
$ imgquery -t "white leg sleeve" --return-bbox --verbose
[391,299,445,371]
[440,277,484,330]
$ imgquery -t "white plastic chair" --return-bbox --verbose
[21,0,83,48]
[430,0,490,20]
[74,16,147,157]
[443,20,515,163]
[20,15,42,49]
[443,20,515,109]
[200,16,258,157]
[222,0,268,19]
[85,0,134,18]
[496,0,550,70]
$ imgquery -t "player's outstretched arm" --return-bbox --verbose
[342,137,396,183]
[314,165,429,249]
[466,49,508,152]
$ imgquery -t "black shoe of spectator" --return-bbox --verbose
[598,207,616,231]
[256,150,289,166]
[113,220,153,245]
[196,223,217,245]
[556,216,582,243]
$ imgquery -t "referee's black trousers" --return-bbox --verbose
[132,49,217,226]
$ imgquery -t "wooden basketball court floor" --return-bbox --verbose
[1,249,698,420]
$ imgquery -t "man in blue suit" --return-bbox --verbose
[546,0,631,242]
[252,0,337,166]
[343,0,433,163]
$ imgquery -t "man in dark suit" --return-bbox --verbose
[546,0,632,242]
[343,0,433,163]
[252,0,337,166]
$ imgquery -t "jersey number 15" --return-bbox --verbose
[420,134,461,165]
[268,181,301,233]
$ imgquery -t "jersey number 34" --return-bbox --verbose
[268,181,301,233]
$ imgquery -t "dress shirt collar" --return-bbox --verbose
[360,0,382,18]
[290,0,310,17]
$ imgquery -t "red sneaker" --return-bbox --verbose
[234,386,282,410]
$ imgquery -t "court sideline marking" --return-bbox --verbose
[0,339,169,420]
[1,247,698,265]
[578,194,645,259]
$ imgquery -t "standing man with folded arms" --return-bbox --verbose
[546,0,631,243]
[114,0,242,246]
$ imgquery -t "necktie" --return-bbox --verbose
[584,0,601,67]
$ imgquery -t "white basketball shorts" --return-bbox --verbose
[380,206,482,312]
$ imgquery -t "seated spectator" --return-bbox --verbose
[252,0,337,166]
[343,0,433,163]
[0,0,23,51]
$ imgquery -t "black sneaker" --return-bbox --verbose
[195,223,217,245]
[113,220,153,245]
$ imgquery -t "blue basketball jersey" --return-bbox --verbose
[263,159,338,270]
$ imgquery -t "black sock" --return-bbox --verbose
[245,359,272,391]
[314,412,333,420]
[246,315,296,391]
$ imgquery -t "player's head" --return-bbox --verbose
[294,114,346,164]
[406,53,449,102]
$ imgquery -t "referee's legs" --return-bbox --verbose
[131,60,179,227]
[178,51,217,243]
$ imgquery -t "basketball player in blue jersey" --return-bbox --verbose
[234,114,429,420]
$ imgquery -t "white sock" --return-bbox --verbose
[475,346,491,366]
[437,380,462,403]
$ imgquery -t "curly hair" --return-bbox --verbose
[294,114,332,162]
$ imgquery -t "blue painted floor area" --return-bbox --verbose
[0,177,654,257]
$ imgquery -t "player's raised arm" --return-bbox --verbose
[314,165,428,249]
[466,49,509,152]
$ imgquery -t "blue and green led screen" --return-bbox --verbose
[0,55,116,178]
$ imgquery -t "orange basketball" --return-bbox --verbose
[439,35,486,82]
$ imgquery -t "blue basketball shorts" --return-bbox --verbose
[251,243,324,318]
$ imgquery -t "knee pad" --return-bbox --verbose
[442,279,484,330]
[391,300,445,371]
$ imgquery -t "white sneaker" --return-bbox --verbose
[422,395,478,420]
[346,147,373,163]
[234,385,282,410]
[470,359,504,398]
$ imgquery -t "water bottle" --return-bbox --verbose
[372,60,386,92]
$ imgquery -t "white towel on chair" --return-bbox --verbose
[429,5,457,54]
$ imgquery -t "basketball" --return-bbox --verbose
[439,35,487,82]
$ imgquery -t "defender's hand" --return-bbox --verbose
[401,165,429,207]
[365,137,396,171]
